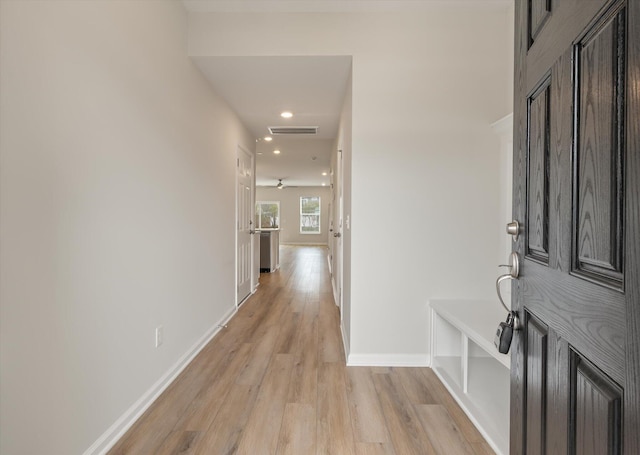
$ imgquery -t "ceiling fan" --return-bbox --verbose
[268,177,297,189]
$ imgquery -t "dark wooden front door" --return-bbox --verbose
[512,0,640,453]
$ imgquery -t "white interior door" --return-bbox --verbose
[236,146,253,305]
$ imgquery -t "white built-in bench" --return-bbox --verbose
[430,299,510,455]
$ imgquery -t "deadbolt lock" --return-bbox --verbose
[506,220,521,241]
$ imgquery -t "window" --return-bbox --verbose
[300,196,321,234]
[256,201,280,229]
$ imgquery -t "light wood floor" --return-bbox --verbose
[109,245,495,455]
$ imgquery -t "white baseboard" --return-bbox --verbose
[347,353,430,367]
[83,305,238,455]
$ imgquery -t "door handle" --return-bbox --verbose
[496,274,515,307]
[499,251,519,278]
[333,232,341,238]
[496,275,520,329]
[496,252,521,329]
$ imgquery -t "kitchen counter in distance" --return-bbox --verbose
[259,230,279,272]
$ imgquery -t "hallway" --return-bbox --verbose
[110,246,494,454]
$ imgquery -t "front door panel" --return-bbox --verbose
[512,1,640,453]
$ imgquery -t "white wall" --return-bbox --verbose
[0,1,253,453]
[256,186,331,245]
[189,6,514,364]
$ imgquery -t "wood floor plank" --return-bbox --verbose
[235,354,294,455]
[372,373,437,455]
[370,367,393,375]
[192,383,260,455]
[317,362,356,455]
[395,367,439,405]
[235,329,278,386]
[108,364,211,454]
[346,367,390,443]
[250,288,289,341]
[414,405,475,455]
[355,442,397,455]
[318,297,344,363]
[174,342,253,432]
[274,310,301,354]
[234,289,280,343]
[289,294,306,313]
[287,309,318,406]
[471,441,497,455]
[419,368,487,443]
[291,298,319,359]
[108,246,496,455]
[155,430,201,455]
[275,403,317,455]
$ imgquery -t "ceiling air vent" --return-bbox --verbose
[268,126,318,135]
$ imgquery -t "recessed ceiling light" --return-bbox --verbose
[273,150,281,155]
[322,172,327,176]
[264,136,272,142]
[322,183,326,186]
[280,111,293,119]
[257,152,263,155]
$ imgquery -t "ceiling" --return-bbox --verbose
[192,56,352,187]
[186,0,510,184]
[255,137,334,188]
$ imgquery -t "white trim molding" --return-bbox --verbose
[490,112,514,135]
[83,305,238,455]
[347,353,430,367]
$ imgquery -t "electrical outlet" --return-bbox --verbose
[155,326,164,348]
